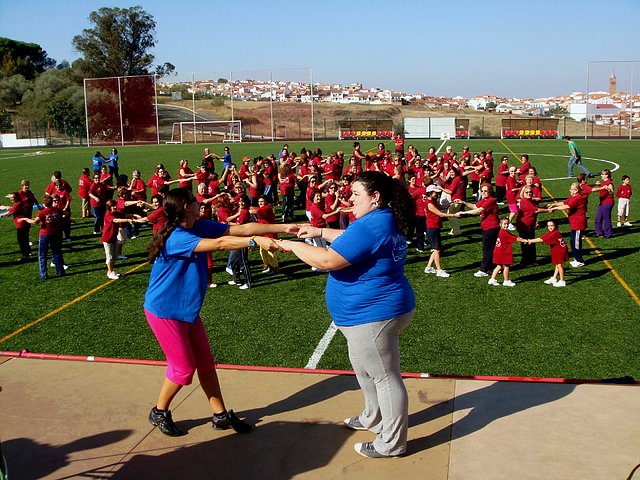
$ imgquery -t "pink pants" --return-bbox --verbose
[144,309,216,386]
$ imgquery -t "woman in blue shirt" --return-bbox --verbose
[144,188,296,437]
[279,171,416,458]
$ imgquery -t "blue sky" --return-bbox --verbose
[1,0,639,98]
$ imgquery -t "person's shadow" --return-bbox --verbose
[2,430,133,480]
[406,381,577,454]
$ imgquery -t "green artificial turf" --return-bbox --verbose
[0,138,638,380]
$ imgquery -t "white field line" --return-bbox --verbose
[305,321,338,370]
[436,139,448,155]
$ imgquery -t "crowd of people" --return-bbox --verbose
[0,140,634,285]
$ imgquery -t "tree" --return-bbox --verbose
[0,107,13,131]
[0,38,56,80]
[155,62,175,78]
[0,74,30,107]
[72,6,157,78]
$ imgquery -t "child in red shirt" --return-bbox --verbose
[488,217,524,287]
[526,219,569,287]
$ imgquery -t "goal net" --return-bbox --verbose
[168,121,242,144]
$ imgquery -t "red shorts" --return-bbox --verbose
[145,309,216,386]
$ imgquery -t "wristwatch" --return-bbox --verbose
[249,236,257,248]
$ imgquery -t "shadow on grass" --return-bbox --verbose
[406,381,577,455]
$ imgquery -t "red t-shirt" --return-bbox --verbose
[280,173,296,196]
[37,207,64,237]
[101,210,123,243]
[540,229,569,265]
[408,185,427,216]
[515,197,538,232]
[616,184,632,199]
[599,179,614,205]
[310,202,327,228]
[147,175,165,196]
[325,194,339,223]
[179,167,194,189]
[89,182,108,208]
[235,208,251,225]
[476,197,499,230]
[426,198,443,229]
[495,163,509,187]
[506,176,520,204]
[78,175,93,198]
[563,194,588,230]
[129,178,147,201]
[449,175,464,202]
[493,229,517,265]
[7,201,29,229]
[147,207,166,234]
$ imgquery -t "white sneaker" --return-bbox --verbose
[228,280,239,285]
[107,271,119,280]
[617,222,622,227]
[507,224,516,231]
[503,280,516,287]
[554,280,566,287]
[544,277,558,285]
[424,266,436,274]
[50,262,69,270]
[570,260,585,268]
[209,283,217,288]
[488,278,500,286]
[238,283,250,290]
[261,267,271,274]
[117,255,128,260]
[474,270,489,278]
[624,222,632,226]
[225,267,233,275]
[436,269,450,278]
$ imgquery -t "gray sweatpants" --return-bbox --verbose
[338,309,414,456]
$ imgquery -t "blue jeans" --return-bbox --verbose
[568,155,590,178]
[39,234,65,279]
[480,228,500,273]
[93,206,105,234]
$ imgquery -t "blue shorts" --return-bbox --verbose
[426,228,442,250]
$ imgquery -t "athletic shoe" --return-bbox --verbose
[130,235,138,239]
[436,269,450,278]
[570,260,585,268]
[488,278,500,286]
[117,255,128,260]
[554,280,567,287]
[50,262,69,270]
[209,283,217,288]
[261,267,271,274]
[617,222,622,227]
[424,266,436,274]
[148,407,181,437]
[354,442,388,459]
[544,277,558,285]
[343,416,367,431]
[311,266,328,273]
[624,222,632,226]
[503,280,516,287]
[474,270,489,278]
[238,284,250,290]
[507,224,516,231]
[225,267,233,275]
[212,410,251,433]
[228,280,240,286]
[107,271,120,280]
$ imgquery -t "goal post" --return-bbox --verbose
[168,120,242,144]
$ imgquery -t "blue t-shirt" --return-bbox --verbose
[108,154,119,168]
[326,208,415,327]
[92,156,104,172]
[223,153,232,168]
[144,220,228,322]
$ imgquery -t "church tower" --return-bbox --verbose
[609,72,617,96]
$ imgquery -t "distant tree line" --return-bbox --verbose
[0,6,174,136]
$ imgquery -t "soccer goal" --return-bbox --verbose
[168,121,242,144]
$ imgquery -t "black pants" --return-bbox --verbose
[480,228,500,273]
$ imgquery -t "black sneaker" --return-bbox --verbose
[212,409,251,433]
[148,406,181,436]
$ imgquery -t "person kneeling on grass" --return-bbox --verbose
[489,217,526,287]
[144,188,297,437]
[102,200,137,280]
[524,219,569,287]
